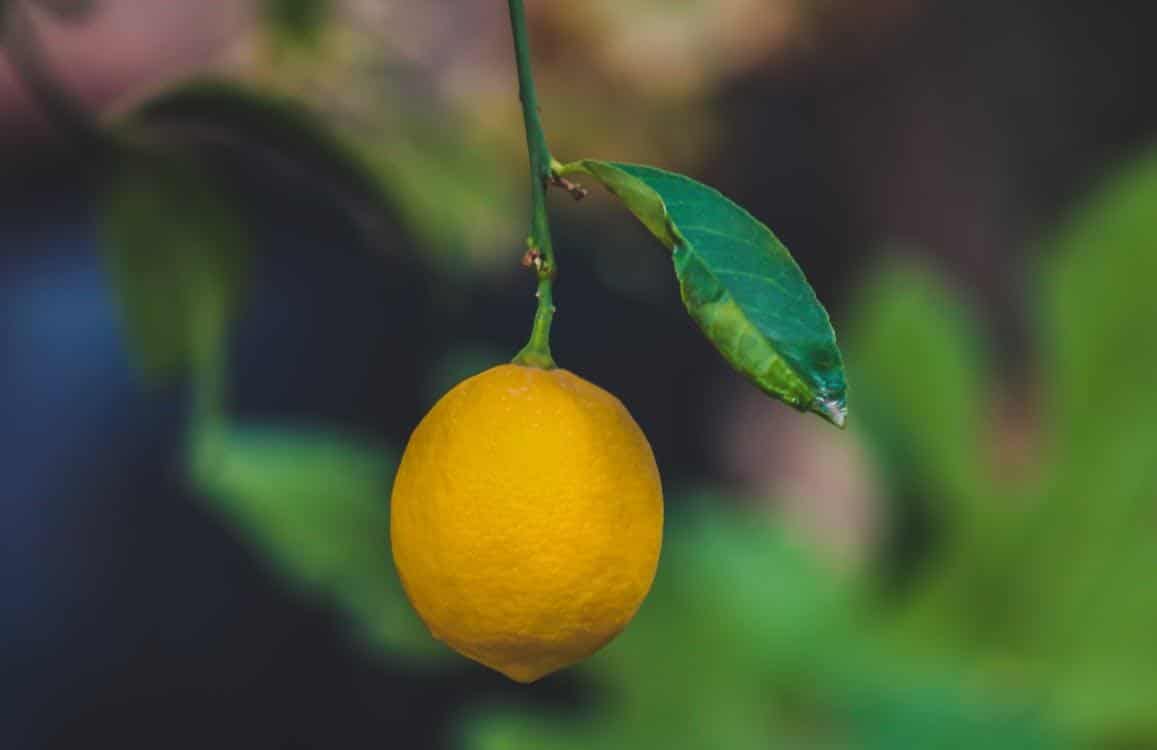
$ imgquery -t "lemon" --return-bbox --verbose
[390,363,663,682]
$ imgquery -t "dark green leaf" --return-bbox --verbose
[100,152,249,378]
[190,423,442,659]
[114,78,393,248]
[559,160,846,426]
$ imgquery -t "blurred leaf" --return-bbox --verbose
[117,76,522,270]
[843,147,1157,743]
[115,78,395,250]
[559,160,846,426]
[100,151,249,378]
[847,260,990,527]
[835,666,1064,750]
[351,119,520,270]
[1020,146,1157,736]
[1041,146,1157,458]
[191,423,442,660]
[262,0,331,50]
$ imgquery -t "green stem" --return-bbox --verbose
[507,0,557,370]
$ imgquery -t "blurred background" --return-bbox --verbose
[2,1,1156,748]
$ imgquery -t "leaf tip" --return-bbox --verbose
[814,396,848,429]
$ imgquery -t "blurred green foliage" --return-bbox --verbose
[100,152,250,379]
[857,148,1157,745]
[350,112,521,272]
[190,423,441,662]
[116,75,519,272]
[117,79,398,251]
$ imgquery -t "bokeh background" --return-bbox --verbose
[3,1,1156,748]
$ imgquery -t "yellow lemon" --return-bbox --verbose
[390,363,663,682]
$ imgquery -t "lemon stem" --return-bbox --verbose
[507,0,558,370]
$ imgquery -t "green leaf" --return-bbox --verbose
[190,422,443,660]
[113,78,393,248]
[847,260,990,526]
[1023,146,1157,734]
[100,151,250,378]
[558,160,846,426]
[1040,145,1157,466]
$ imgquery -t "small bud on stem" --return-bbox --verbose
[550,173,589,201]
